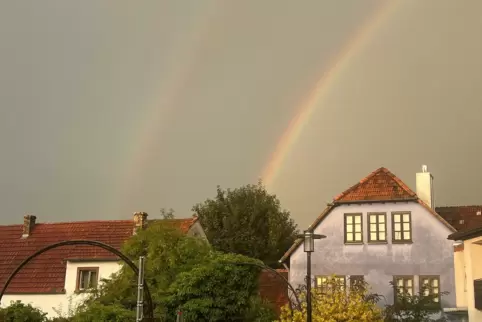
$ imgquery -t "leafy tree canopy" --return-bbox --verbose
[384,281,448,322]
[160,208,175,220]
[193,181,298,267]
[74,220,275,321]
[279,277,449,322]
[0,301,48,322]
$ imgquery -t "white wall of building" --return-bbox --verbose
[1,260,121,318]
[463,236,482,322]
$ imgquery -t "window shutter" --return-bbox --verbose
[474,279,482,310]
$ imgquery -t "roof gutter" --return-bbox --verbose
[333,197,418,205]
[448,226,482,241]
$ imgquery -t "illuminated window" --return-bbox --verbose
[368,213,387,242]
[316,275,346,292]
[394,276,414,301]
[349,275,365,290]
[345,214,363,243]
[420,276,440,304]
[392,212,412,242]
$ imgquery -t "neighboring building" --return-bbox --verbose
[447,227,482,322]
[437,206,482,233]
[280,166,461,319]
[440,206,482,321]
[0,212,205,318]
[258,269,289,316]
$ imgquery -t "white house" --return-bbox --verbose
[0,212,207,318]
[280,166,465,321]
[447,224,482,321]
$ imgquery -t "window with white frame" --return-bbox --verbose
[77,267,99,291]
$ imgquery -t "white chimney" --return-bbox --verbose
[416,165,434,209]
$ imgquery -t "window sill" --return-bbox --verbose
[74,289,95,294]
[424,305,442,311]
[344,242,364,245]
[392,240,413,244]
[368,241,388,244]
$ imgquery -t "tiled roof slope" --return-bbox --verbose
[280,167,456,263]
[436,205,482,232]
[0,217,197,294]
[258,269,289,316]
[334,167,417,202]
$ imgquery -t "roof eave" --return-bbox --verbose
[279,197,457,263]
[333,197,418,205]
[448,227,482,241]
[279,204,336,263]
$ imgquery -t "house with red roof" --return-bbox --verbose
[280,166,464,320]
[0,212,205,318]
[439,206,482,320]
[448,226,482,321]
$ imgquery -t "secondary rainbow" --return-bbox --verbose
[261,1,399,188]
[116,3,228,212]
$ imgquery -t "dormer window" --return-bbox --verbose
[76,267,99,291]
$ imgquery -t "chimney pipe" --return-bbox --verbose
[416,165,434,209]
[22,214,37,238]
[133,212,148,234]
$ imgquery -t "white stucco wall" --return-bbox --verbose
[454,248,467,308]
[289,201,456,309]
[463,236,482,322]
[1,260,121,318]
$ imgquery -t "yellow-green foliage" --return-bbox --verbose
[278,275,383,322]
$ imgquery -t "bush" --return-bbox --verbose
[0,301,48,322]
[383,281,448,322]
[278,276,383,322]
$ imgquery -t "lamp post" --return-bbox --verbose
[297,230,326,322]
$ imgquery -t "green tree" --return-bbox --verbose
[70,303,134,322]
[193,181,298,267]
[0,301,48,322]
[163,253,276,321]
[160,208,175,220]
[74,220,275,321]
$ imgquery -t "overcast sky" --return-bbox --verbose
[1,0,481,228]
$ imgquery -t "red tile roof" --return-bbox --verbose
[258,269,289,316]
[0,217,197,294]
[334,167,417,202]
[280,167,456,263]
[436,205,482,232]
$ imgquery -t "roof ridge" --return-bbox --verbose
[387,169,417,197]
[34,219,134,225]
[333,167,384,201]
[333,167,416,201]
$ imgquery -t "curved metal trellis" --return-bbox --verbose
[0,240,154,320]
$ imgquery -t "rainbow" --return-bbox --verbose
[116,2,228,212]
[261,1,399,188]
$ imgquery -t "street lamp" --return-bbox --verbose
[297,230,326,322]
